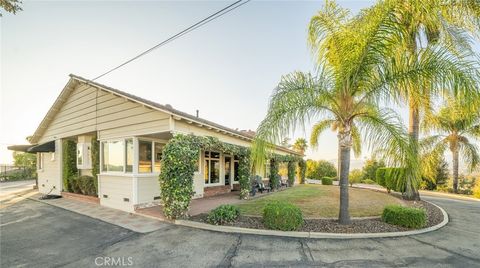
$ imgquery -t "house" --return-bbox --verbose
[9,74,301,212]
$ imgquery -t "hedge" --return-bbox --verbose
[263,201,303,231]
[382,205,426,228]
[321,176,333,185]
[69,175,97,196]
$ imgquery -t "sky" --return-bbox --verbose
[0,0,478,171]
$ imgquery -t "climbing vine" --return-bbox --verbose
[159,134,252,219]
[298,159,306,184]
[269,159,280,190]
[62,139,78,192]
[287,161,296,186]
[91,133,100,195]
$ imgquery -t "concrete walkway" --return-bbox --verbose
[0,180,37,209]
[34,194,166,233]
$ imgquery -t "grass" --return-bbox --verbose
[237,184,404,218]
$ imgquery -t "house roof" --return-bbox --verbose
[29,74,301,156]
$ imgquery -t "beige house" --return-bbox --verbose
[12,75,300,212]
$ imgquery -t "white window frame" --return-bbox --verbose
[37,153,44,171]
[204,150,222,186]
[100,139,126,174]
[137,138,165,175]
[76,142,92,169]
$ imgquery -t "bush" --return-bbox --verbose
[69,177,82,194]
[207,205,240,225]
[349,169,363,186]
[376,168,387,188]
[382,205,426,228]
[473,180,480,199]
[362,178,376,184]
[78,176,97,196]
[263,201,303,231]
[384,168,406,193]
[321,177,333,185]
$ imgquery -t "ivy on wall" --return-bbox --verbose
[159,134,252,219]
[287,161,296,186]
[62,139,78,192]
[91,133,100,195]
[298,159,306,184]
[269,159,280,190]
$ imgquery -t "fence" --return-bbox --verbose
[0,165,37,182]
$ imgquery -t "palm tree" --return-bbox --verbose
[421,100,480,193]
[252,0,478,224]
[293,138,308,155]
[381,0,480,199]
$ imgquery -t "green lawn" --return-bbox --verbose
[237,184,404,218]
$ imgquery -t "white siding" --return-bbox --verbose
[37,84,171,144]
[37,152,61,195]
[136,176,160,204]
[98,174,134,212]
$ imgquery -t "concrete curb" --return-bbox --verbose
[175,200,449,239]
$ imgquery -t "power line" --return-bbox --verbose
[92,0,251,81]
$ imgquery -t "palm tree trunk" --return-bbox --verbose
[452,147,459,193]
[338,130,351,225]
[406,98,421,200]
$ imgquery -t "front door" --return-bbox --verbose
[224,156,231,187]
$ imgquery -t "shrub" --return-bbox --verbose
[385,168,406,193]
[77,176,97,196]
[263,201,303,231]
[321,177,333,185]
[376,168,387,188]
[62,140,78,192]
[362,178,376,184]
[206,205,240,225]
[382,205,426,228]
[349,169,363,186]
[69,177,82,194]
[473,180,480,199]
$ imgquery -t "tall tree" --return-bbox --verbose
[293,138,308,155]
[362,158,386,181]
[252,0,478,223]
[383,0,480,199]
[421,99,480,193]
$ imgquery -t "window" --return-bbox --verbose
[154,143,163,173]
[77,142,92,169]
[125,139,133,173]
[77,143,83,166]
[38,153,43,170]
[139,140,153,173]
[101,140,124,172]
[204,151,220,184]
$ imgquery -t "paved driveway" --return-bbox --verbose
[1,196,479,267]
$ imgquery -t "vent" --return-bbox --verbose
[123,198,130,202]
[103,194,108,198]
[154,196,161,200]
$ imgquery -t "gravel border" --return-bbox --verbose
[179,200,448,239]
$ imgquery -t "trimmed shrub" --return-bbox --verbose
[263,201,303,231]
[362,178,376,184]
[207,205,240,225]
[321,177,333,185]
[77,176,97,196]
[69,177,82,194]
[382,205,426,228]
[376,168,387,188]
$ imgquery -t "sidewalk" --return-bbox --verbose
[33,194,168,233]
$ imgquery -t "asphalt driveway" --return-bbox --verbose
[1,196,479,267]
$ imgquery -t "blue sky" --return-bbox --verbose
[0,1,477,170]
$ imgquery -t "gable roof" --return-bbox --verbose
[30,74,301,156]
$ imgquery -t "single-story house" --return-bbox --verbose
[10,74,301,212]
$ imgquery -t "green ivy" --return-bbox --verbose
[298,159,306,184]
[269,159,279,190]
[62,139,78,192]
[159,134,252,219]
[287,161,296,186]
[91,133,100,195]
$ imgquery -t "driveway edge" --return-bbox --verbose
[175,200,449,239]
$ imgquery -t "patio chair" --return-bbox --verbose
[256,176,271,193]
